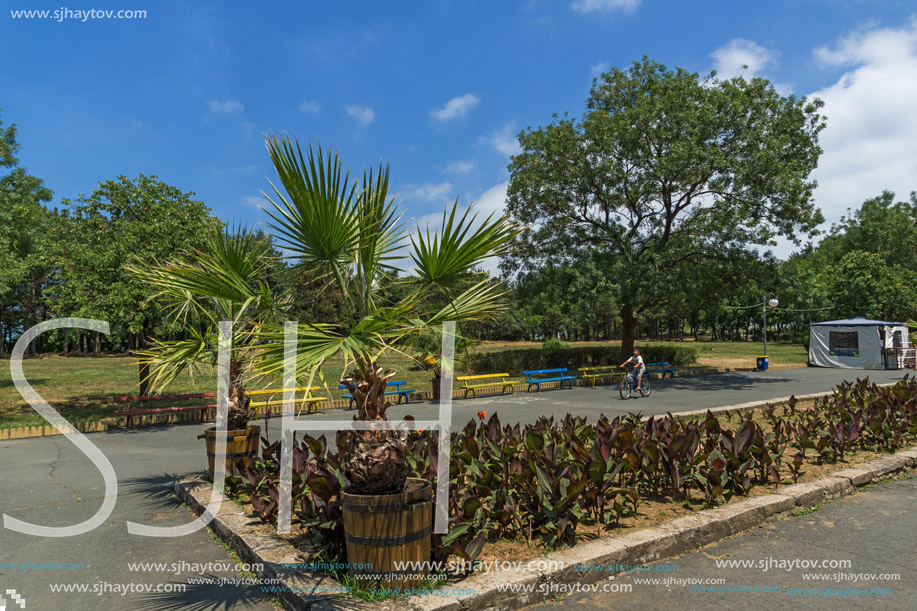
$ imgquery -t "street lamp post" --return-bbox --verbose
[763,295,779,356]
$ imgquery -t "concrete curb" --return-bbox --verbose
[174,445,917,611]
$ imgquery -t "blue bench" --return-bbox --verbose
[645,362,678,379]
[339,380,415,409]
[523,368,576,392]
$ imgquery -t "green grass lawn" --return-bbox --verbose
[0,340,807,429]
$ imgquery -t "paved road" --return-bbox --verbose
[269,367,911,434]
[529,472,917,610]
[0,366,908,610]
[0,427,276,610]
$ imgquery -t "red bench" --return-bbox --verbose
[114,393,215,429]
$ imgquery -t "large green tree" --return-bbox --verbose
[57,174,215,352]
[0,110,54,357]
[503,58,825,356]
[816,251,917,322]
[818,190,917,270]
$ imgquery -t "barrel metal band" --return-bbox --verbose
[344,525,432,546]
[208,451,257,458]
[342,499,432,514]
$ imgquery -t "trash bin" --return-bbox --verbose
[756,356,769,371]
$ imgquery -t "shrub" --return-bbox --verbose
[461,344,697,373]
[541,338,569,350]
[228,377,917,570]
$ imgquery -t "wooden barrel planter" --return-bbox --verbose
[341,478,433,591]
[199,425,260,481]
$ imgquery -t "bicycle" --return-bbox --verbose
[619,365,651,400]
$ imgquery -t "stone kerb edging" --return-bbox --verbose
[174,445,917,611]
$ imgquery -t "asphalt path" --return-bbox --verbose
[269,367,911,433]
[529,472,917,610]
[0,366,910,610]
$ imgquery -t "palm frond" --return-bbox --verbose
[426,277,510,324]
[409,200,518,293]
[134,328,216,394]
[261,136,359,311]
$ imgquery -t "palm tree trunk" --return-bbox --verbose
[342,358,408,495]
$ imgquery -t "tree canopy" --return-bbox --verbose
[503,58,826,355]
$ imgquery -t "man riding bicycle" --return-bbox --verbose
[620,348,645,391]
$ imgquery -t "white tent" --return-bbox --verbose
[809,317,910,370]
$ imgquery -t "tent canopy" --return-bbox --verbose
[810,317,904,327]
[808,317,909,369]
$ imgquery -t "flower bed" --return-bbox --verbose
[222,376,917,576]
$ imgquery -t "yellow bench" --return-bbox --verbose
[248,386,328,416]
[578,366,622,388]
[456,373,520,399]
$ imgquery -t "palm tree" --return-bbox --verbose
[128,226,288,429]
[258,135,517,495]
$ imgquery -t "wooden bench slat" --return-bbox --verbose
[115,404,216,429]
[456,373,510,381]
[456,373,519,399]
[338,381,415,409]
[578,366,623,387]
[248,386,320,397]
[523,369,576,393]
[645,362,678,379]
[114,392,214,402]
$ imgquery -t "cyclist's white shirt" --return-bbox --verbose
[626,355,645,372]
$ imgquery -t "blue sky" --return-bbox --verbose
[3,0,917,258]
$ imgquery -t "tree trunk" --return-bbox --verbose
[620,305,638,360]
[94,332,100,356]
[81,333,87,355]
[63,332,68,356]
[138,362,150,397]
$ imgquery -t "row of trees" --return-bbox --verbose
[466,59,915,349]
[0,110,346,357]
[3,58,915,359]
[464,188,917,344]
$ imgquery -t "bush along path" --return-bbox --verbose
[215,376,917,595]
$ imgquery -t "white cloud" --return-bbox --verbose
[590,61,610,77]
[429,93,481,122]
[807,19,917,225]
[475,181,509,217]
[208,99,244,114]
[711,39,778,79]
[481,123,521,156]
[444,160,476,174]
[400,182,455,203]
[572,0,640,14]
[242,195,263,209]
[300,100,320,113]
[345,104,375,128]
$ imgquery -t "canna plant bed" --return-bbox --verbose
[220,376,917,583]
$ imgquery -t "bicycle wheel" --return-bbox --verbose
[619,377,632,400]
[639,376,652,397]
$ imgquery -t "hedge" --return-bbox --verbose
[461,344,697,374]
